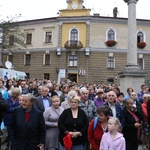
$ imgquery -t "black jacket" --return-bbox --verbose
[9,106,46,150]
[58,107,89,146]
[122,107,142,142]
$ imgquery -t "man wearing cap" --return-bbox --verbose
[94,89,105,108]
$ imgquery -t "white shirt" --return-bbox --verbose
[108,102,116,117]
[42,97,49,110]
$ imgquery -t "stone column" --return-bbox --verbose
[118,0,145,94]
[126,0,138,67]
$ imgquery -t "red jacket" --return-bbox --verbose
[88,119,106,150]
[142,102,148,121]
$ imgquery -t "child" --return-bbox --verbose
[99,117,125,150]
[116,92,125,110]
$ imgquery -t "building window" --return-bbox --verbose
[107,57,115,68]
[44,73,50,80]
[43,54,50,65]
[107,30,115,40]
[138,58,144,69]
[8,55,13,63]
[24,54,31,65]
[26,73,30,79]
[69,55,78,67]
[70,29,78,41]
[9,35,14,46]
[45,32,52,43]
[26,33,32,44]
[137,32,144,43]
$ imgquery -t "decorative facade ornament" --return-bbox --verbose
[56,48,61,55]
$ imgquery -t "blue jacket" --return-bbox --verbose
[104,102,125,128]
[4,97,19,126]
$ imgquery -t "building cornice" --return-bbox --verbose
[16,16,150,26]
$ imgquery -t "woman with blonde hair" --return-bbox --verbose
[58,96,89,150]
[61,90,77,109]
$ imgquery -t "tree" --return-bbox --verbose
[0,15,26,67]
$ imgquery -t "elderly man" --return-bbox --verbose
[79,87,97,122]
[34,86,51,112]
[104,91,124,128]
[9,93,46,150]
[79,87,97,150]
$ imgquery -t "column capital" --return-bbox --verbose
[124,0,138,3]
[86,21,90,25]
[58,22,63,26]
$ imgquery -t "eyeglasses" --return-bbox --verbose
[70,101,78,104]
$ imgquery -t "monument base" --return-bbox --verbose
[118,66,145,95]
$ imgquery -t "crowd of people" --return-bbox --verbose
[0,78,150,150]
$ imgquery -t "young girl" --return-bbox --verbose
[99,117,125,150]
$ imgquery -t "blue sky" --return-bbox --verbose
[0,0,150,21]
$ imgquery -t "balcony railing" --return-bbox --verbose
[64,40,83,49]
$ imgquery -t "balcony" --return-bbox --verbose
[64,40,83,49]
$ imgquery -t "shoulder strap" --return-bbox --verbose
[93,116,98,130]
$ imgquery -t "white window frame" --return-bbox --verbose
[69,27,79,41]
[137,30,146,43]
[68,55,78,67]
[24,54,31,65]
[43,54,51,65]
[43,27,54,44]
[138,58,144,70]
[106,28,117,41]
[107,57,115,69]
[45,31,53,43]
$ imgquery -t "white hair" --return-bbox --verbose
[80,87,89,94]
[68,90,77,100]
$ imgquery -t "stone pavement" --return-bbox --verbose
[0,129,146,150]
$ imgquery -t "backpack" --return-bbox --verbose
[0,94,9,113]
[93,116,98,130]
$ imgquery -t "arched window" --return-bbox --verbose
[137,32,144,43]
[108,30,115,40]
[70,29,78,41]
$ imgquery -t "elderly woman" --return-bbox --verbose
[4,87,21,148]
[43,95,64,150]
[58,96,89,150]
[122,98,143,150]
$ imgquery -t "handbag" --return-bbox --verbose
[63,132,72,150]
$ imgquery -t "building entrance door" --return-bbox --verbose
[68,73,78,82]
